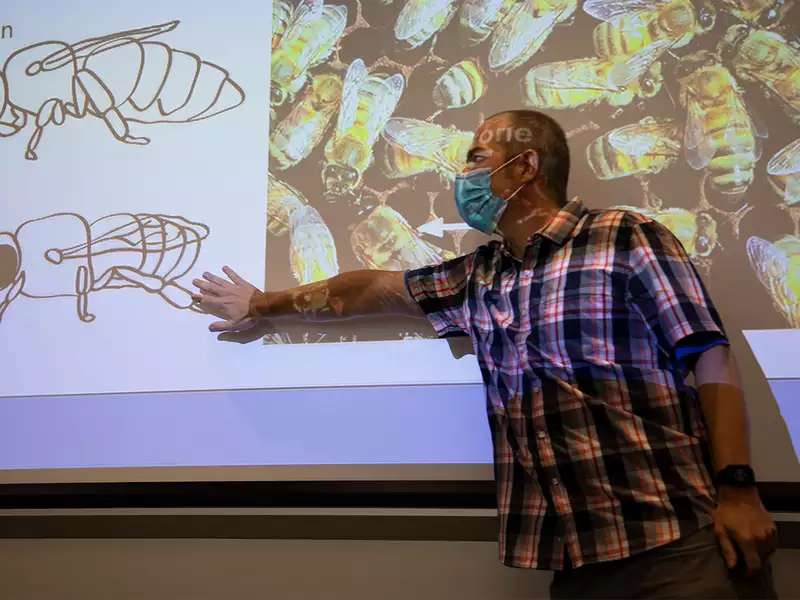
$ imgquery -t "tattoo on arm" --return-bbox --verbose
[290,282,333,319]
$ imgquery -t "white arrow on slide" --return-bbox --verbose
[417,217,471,238]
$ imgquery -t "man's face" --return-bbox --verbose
[466,115,537,199]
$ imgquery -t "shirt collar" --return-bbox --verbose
[500,197,588,256]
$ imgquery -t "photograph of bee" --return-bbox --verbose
[0,212,209,323]
[265,0,800,344]
[0,20,245,160]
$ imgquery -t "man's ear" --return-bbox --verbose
[522,150,539,181]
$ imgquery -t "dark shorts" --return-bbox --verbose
[549,524,778,599]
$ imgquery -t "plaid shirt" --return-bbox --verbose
[405,198,728,570]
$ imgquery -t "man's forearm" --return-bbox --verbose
[695,345,752,486]
[248,270,421,322]
[697,382,751,472]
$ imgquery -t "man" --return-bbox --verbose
[193,110,778,598]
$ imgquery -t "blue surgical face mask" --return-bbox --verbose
[454,153,526,234]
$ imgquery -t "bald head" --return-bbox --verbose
[476,110,570,204]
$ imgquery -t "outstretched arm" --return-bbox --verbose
[192,266,422,332]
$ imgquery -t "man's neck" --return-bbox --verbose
[498,190,563,259]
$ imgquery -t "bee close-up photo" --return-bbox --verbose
[266,0,800,343]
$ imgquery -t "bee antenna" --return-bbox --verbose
[664,83,678,108]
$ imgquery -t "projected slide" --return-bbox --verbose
[264,0,800,345]
[1,0,798,400]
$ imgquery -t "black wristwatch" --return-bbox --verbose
[715,464,756,488]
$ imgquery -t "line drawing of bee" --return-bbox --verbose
[430,59,486,120]
[394,0,458,50]
[746,234,800,327]
[584,0,717,58]
[289,204,339,284]
[322,58,405,203]
[270,72,343,170]
[0,212,209,323]
[267,172,307,237]
[767,137,800,235]
[586,116,681,180]
[718,0,793,27]
[720,25,800,125]
[270,0,347,108]
[0,21,245,161]
[520,40,668,110]
[675,50,766,198]
[381,117,472,185]
[350,204,454,270]
[459,0,576,73]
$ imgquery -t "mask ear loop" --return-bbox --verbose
[491,152,528,200]
[489,152,523,177]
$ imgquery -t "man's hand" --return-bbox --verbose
[712,486,778,576]
[192,266,259,333]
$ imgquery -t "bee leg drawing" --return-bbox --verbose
[0,272,25,323]
[107,267,197,312]
[779,204,800,236]
[427,192,439,222]
[639,178,662,209]
[75,265,96,323]
[75,70,150,147]
[0,106,27,138]
[697,173,713,212]
[24,98,67,160]
[63,76,89,119]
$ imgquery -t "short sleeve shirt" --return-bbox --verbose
[405,198,727,570]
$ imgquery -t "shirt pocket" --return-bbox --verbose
[535,289,614,363]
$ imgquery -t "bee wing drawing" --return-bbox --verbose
[336,58,369,134]
[371,74,405,130]
[489,0,561,72]
[532,62,619,93]
[608,120,679,158]
[767,138,800,176]
[395,0,454,44]
[40,21,179,71]
[746,236,796,321]
[683,95,716,170]
[608,40,669,88]
[283,0,346,67]
[583,0,673,22]
[461,0,507,31]
[383,118,464,171]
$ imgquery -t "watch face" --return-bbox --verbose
[719,465,755,486]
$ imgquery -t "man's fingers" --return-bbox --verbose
[734,533,763,576]
[192,278,222,295]
[223,266,247,286]
[203,271,229,287]
[210,317,255,333]
[716,529,738,569]
[209,319,236,332]
[758,527,778,560]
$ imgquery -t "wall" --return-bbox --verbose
[1,527,798,599]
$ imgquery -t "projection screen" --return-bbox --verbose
[0,0,797,486]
